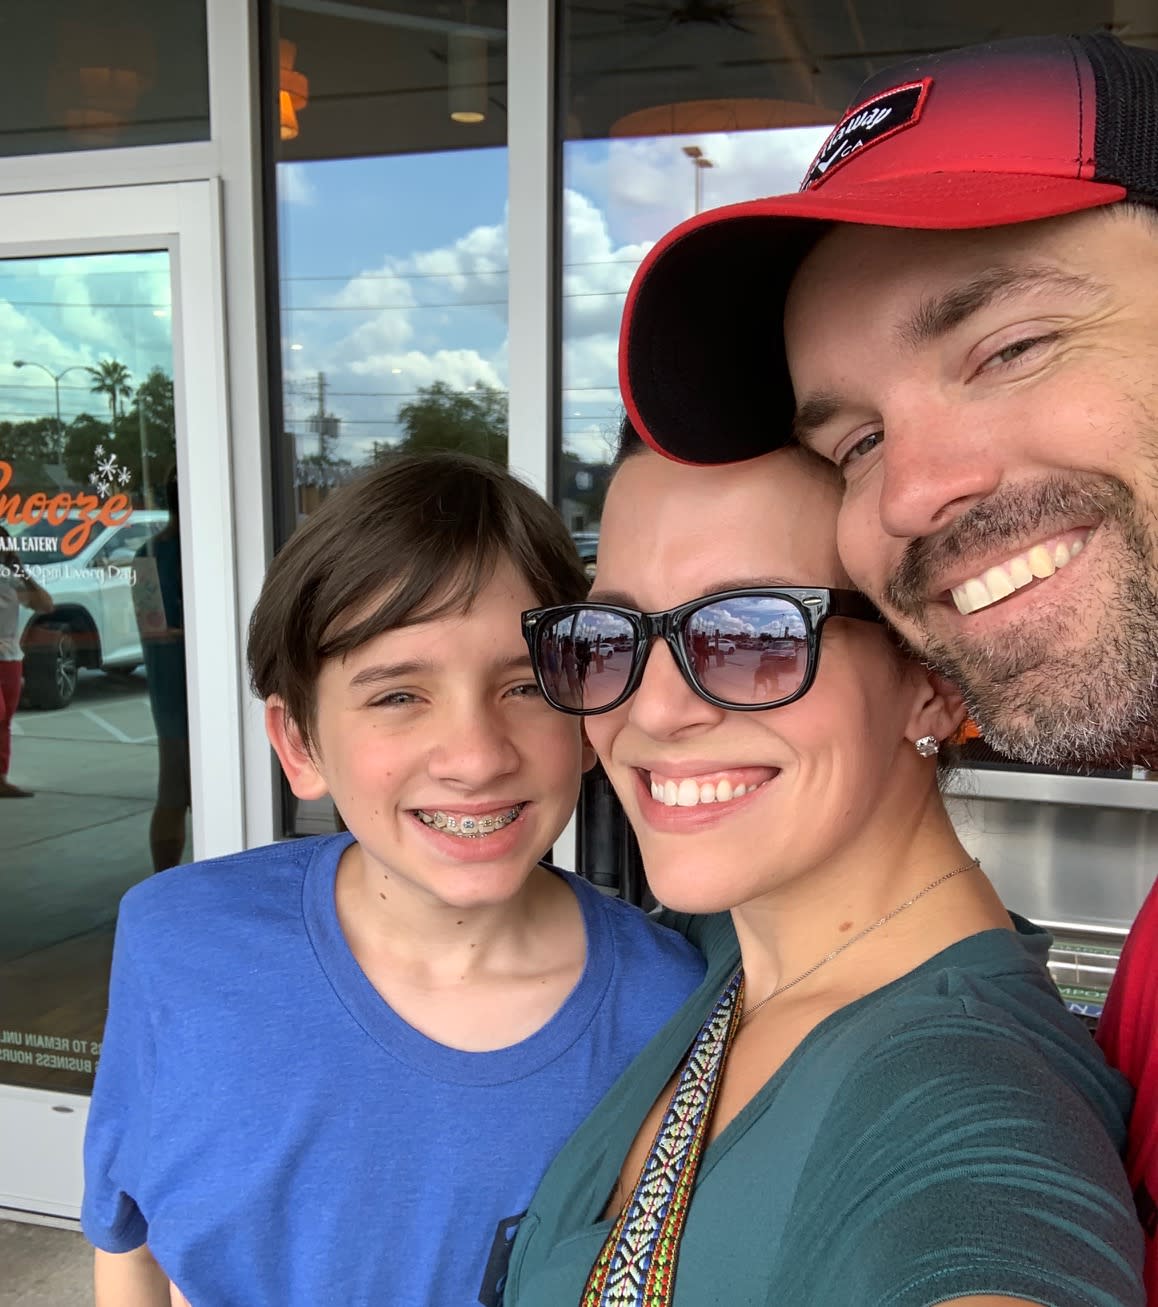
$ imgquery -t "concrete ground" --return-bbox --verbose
[1,670,177,1095]
[0,1218,91,1306]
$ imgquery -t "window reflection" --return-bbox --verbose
[0,250,183,1096]
[271,2,509,833]
[556,0,1156,782]
[556,1,1156,538]
[0,0,209,157]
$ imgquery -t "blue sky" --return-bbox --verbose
[0,125,832,489]
[0,251,172,430]
[279,149,508,272]
[274,125,831,472]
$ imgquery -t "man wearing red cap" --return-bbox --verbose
[618,31,1158,1299]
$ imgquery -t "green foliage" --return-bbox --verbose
[135,366,174,437]
[393,381,508,465]
[0,418,58,490]
[87,358,133,423]
[61,368,177,504]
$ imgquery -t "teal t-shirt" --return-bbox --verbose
[504,914,1144,1307]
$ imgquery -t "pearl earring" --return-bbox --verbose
[915,735,940,758]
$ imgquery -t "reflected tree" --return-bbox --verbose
[60,369,178,505]
[393,381,508,465]
[63,413,116,486]
[86,358,133,425]
[0,418,58,491]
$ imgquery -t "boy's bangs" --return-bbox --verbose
[320,538,502,661]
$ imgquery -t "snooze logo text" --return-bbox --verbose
[0,459,132,558]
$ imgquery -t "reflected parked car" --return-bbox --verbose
[571,530,599,581]
[9,511,167,708]
[716,639,736,655]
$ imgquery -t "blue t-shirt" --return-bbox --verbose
[82,834,705,1306]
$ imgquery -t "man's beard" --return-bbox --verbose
[885,473,1158,769]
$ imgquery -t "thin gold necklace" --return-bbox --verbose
[740,857,981,1026]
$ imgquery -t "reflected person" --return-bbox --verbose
[0,524,52,798]
[132,470,189,870]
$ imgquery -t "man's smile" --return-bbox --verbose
[944,527,1094,615]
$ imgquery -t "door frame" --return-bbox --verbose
[0,180,242,1221]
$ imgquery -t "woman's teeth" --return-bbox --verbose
[415,803,523,838]
[950,533,1088,616]
[648,776,770,808]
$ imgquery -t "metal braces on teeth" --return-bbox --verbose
[418,805,522,837]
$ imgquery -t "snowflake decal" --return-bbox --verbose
[91,446,131,497]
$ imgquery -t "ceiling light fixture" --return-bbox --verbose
[448,29,487,124]
[48,22,157,145]
[279,39,310,141]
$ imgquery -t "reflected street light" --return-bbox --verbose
[12,359,92,459]
[682,145,715,215]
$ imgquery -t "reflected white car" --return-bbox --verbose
[10,511,167,709]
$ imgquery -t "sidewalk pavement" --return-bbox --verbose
[0,1218,91,1306]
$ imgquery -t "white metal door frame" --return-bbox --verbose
[0,180,241,1221]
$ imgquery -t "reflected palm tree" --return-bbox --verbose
[86,358,133,425]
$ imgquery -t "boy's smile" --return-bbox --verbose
[270,558,589,912]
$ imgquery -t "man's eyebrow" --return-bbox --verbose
[791,268,1106,448]
[348,654,532,687]
[897,266,1107,350]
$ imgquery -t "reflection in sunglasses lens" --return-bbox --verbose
[685,598,808,706]
[537,610,634,711]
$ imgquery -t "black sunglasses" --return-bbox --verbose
[522,587,881,717]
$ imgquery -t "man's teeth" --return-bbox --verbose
[950,536,1087,616]
[415,804,523,837]
[648,776,768,808]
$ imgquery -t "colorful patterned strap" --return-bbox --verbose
[581,967,745,1307]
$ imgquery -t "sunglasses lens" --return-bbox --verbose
[684,597,809,706]
[534,610,637,712]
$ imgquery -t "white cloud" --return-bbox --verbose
[279,164,317,207]
[282,126,833,470]
[0,253,172,428]
[347,347,503,393]
[596,126,830,244]
[556,126,832,463]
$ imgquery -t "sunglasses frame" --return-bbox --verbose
[522,587,881,717]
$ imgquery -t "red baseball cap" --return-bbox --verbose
[619,32,1158,466]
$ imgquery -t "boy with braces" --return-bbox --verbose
[82,451,705,1306]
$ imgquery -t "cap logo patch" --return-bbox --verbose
[801,78,931,190]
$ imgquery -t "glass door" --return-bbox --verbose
[0,182,243,1221]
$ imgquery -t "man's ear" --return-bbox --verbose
[904,668,968,751]
[265,696,330,800]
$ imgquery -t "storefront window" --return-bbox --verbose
[0,1,209,157]
[0,250,184,1095]
[556,2,1158,1017]
[556,1,1148,535]
[269,1,508,834]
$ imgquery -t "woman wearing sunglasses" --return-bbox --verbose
[503,428,1143,1307]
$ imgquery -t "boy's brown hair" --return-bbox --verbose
[248,451,587,750]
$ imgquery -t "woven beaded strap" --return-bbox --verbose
[581,967,744,1307]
